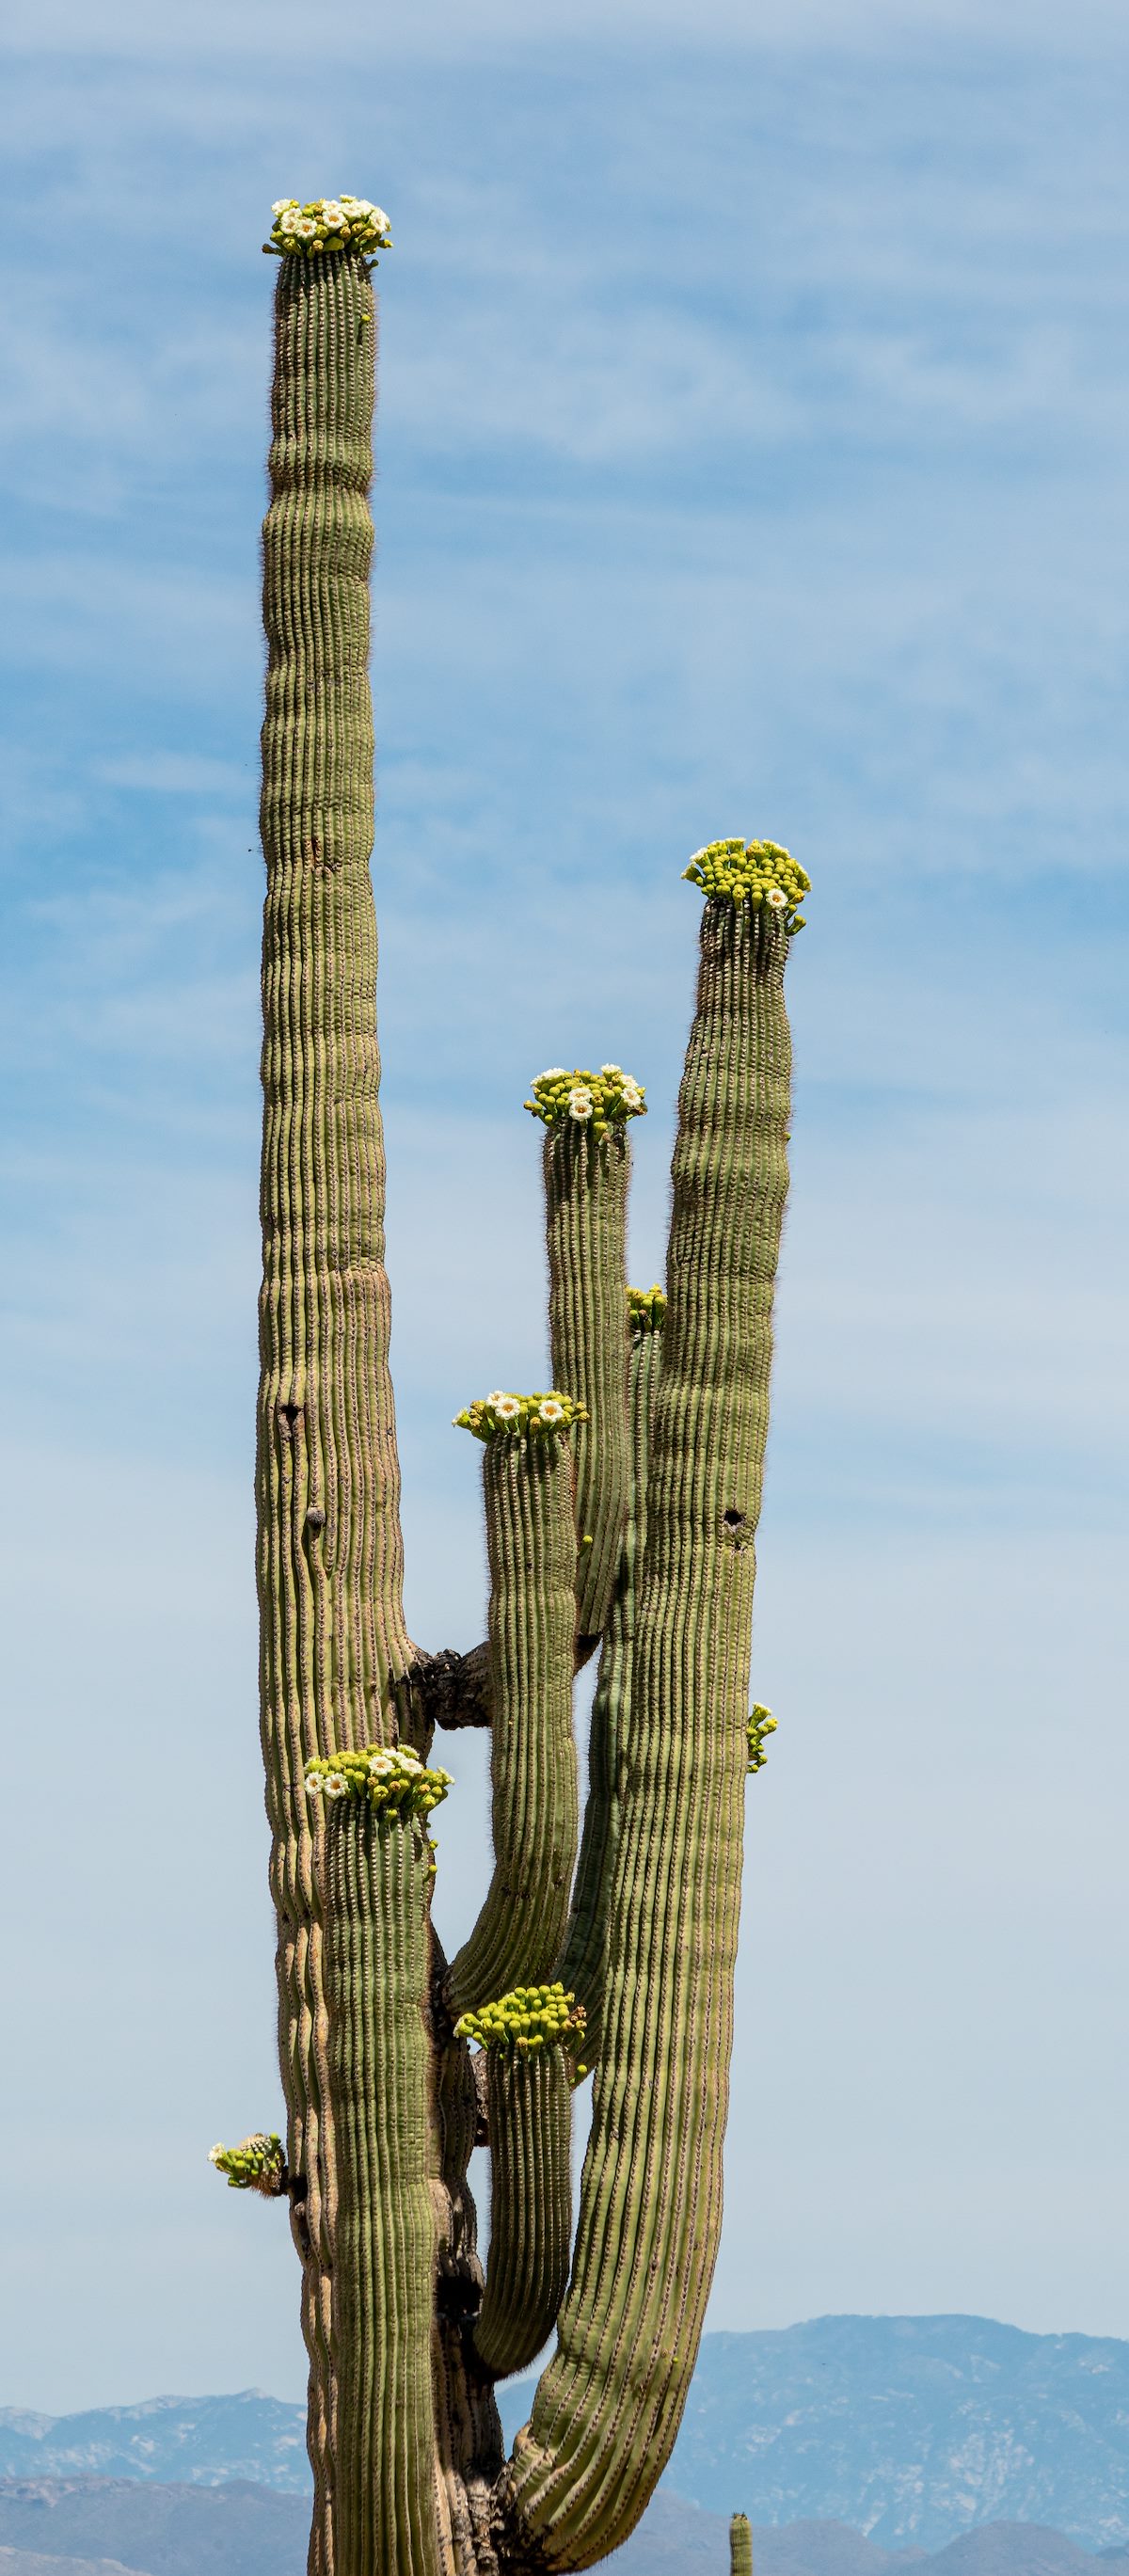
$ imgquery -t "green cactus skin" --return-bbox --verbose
[558,1299,663,2060]
[323,1801,439,2576]
[474,2046,573,2381]
[543,1124,631,1656]
[494,898,793,2568]
[247,203,804,2576]
[730,2513,754,2576]
[448,1431,580,2020]
[257,244,418,2570]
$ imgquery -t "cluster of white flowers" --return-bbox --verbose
[456,1982,588,2082]
[525,1064,646,1140]
[453,1389,587,1443]
[208,2132,286,2196]
[682,838,810,930]
[264,197,392,261]
[746,1703,777,1776]
[305,1742,453,1819]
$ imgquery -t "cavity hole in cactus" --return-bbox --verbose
[305,1506,326,1532]
[723,1507,744,1528]
[277,1401,303,1437]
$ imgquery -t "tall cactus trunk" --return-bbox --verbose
[257,242,417,2575]
[238,195,810,2576]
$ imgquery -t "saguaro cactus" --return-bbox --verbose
[212,194,810,2576]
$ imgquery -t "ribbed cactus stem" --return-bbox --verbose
[257,242,414,2563]
[323,1801,439,2576]
[475,2046,574,2380]
[496,898,793,2568]
[544,1124,631,1654]
[559,1300,663,2058]
[448,1428,579,2017]
[730,2512,754,2576]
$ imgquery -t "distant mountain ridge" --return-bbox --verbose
[5,2314,1128,2553]
[0,2484,1128,2576]
[0,2394,306,2494]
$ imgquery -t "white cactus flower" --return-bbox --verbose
[494,1394,521,1420]
[537,1399,564,1423]
[766,886,787,909]
[568,1088,594,1121]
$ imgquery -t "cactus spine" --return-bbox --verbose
[236,203,807,2576]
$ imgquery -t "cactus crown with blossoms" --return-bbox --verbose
[263,196,392,261]
[746,1704,777,1775]
[524,1066,646,1140]
[628,1282,667,1336]
[682,839,810,931]
[453,1390,588,1443]
[456,1983,588,2078]
[305,1744,453,1818]
[208,2132,286,2195]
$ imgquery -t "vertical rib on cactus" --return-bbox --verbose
[447,1407,580,2020]
[730,2513,754,2576]
[323,1795,440,2576]
[558,1292,664,2060]
[494,894,794,2569]
[474,2043,573,2380]
[257,240,415,2568]
[533,1073,643,1655]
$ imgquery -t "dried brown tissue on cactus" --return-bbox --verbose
[209,192,810,2576]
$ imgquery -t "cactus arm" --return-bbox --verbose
[256,236,416,2566]
[321,1781,444,2576]
[529,1071,645,1656]
[558,1292,664,2059]
[447,1405,581,2021]
[545,1125,628,1656]
[494,870,798,2569]
[475,2050,571,2378]
[730,2512,754,2576]
[428,1935,507,2569]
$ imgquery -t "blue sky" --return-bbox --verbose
[1,0,1127,2415]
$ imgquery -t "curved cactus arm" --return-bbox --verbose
[557,1289,664,2059]
[428,1942,507,2569]
[527,1069,644,1656]
[447,1399,582,2021]
[318,1757,453,2576]
[256,229,417,2568]
[493,845,805,2569]
[457,1990,586,2382]
[730,2512,754,2576]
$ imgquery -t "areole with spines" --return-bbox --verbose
[231,196,807,2576]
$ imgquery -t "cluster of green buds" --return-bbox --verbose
[304,1743,453,1819]
[746,1704,777,1776]
[628,1281,667,1335]
[453,1390,588,1442]
[208,2132,286,2196]
[456,1983,588,2083]
[682,839,810,932]
[263,196,392,260]
[524,1066,646,1140]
